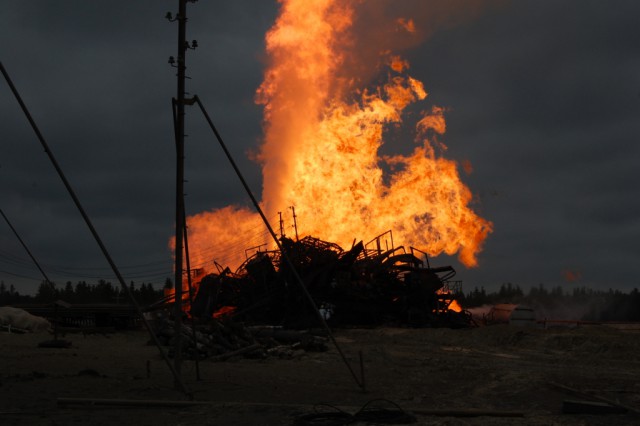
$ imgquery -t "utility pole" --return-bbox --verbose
[290,206,299,241]
[167,0,197,382]
[278,211,284,238]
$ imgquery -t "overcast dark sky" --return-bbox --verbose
[2,1,639,296]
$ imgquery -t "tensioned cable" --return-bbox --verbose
[0,269,42,281]
[1,61,191,398]
[193,95,365,390]
[1,208,54,286]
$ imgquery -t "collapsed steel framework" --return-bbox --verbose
[186,231,471,328]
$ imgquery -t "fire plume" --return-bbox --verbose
[174,0,492,282]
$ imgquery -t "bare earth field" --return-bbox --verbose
[1,324,639,425]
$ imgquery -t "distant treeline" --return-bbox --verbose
[0,278,172,306]
[3,279,638,322]
[461,282,640,322]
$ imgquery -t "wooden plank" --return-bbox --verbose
[57,398,210,408]
[411,408,524,418]
[57,398,525,418]
[549,382,640,415]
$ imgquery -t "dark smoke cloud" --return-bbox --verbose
[339,0,505,87]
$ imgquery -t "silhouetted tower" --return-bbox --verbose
[166,0,198,381]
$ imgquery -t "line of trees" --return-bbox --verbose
[0,278,173,306]
[4,279,639,322]
[460,283,640,322]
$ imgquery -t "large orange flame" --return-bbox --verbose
[174,0,492,282]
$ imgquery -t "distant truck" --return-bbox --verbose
[487,303,536,326]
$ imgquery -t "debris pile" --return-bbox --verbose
[187,231,471,329]
[151,315,328,360]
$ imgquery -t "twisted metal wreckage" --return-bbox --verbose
[176,230,471,329]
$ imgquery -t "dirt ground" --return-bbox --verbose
[1,324,639,425]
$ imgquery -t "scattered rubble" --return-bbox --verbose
[151,316,328,360]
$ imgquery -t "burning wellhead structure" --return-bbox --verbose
[183,231,470,329]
